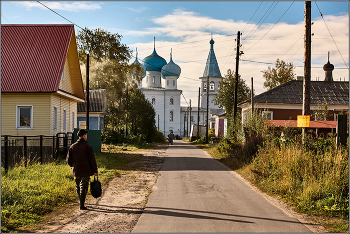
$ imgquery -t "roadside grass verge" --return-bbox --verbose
[1,151,143,233]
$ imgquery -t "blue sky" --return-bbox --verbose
[1,1,349,105]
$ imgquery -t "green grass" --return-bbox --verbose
[1,151,144,233]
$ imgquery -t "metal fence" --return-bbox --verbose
[1,132,74,172]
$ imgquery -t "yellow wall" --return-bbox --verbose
[1,93,51,136]
[50,93,77,136]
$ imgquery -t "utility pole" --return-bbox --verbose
[158,115,159,131]
[251,77,254,115]
[125,82,128,137]
[86,54,89,130]
[303,1,311,136]
[233,31,241,122]
[206,76,209,143]
[186,107,189,137]
[197,87,200,140]
[189,99,192,138]
[184,113,186,138]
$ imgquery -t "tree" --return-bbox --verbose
[214,69,251,117]
[76,28,153,140]
[262,59,295,90]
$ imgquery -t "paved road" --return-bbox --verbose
[132,140,312,233]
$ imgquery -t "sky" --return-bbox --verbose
[1,1,349,106]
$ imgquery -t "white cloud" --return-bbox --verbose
[15,1,101,12]
[127,9,348,105]
[126,7,149,13]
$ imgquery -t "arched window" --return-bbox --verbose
[170,111,173,121]
[203,82,207,91]
[152,98,156,105]
[210,81,215,91]
[153,76,155,83]
[170,98,174,105]
[173,80,175,86]
[167,80,169,86]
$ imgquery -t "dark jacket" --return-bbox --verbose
[66,138,98,177]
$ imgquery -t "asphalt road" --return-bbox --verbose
[132,140,312,233]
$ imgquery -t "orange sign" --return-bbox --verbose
[297,115,310,127]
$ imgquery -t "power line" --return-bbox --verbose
[245,1,295,52]
[242,1,264,34]
[314,1,348,68]
[36,1,85,31]
[1,14,12,24]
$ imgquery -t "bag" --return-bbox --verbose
[90,176,102,198]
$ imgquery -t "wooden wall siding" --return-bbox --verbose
[58,58,74,94]
[50,94,77,135]
[1,93,51,136]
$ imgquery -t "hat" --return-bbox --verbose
[77,129,88,137]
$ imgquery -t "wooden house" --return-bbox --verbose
[1,25,85,136]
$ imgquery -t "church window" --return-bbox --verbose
[146,76,148,83]
[173,80,175,86]
[170,98,174,105]
[153,76,155,83]
[170,111,173,122]
[152,98,156,105]
[191,116,194,122]
[203,82,207,91]
[210,81,215,91]
[167,80,169,86]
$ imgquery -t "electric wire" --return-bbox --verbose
[245,1,295,52]
[1,14,12,24]
[314,1,348,68]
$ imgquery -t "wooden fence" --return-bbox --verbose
[1,132,73,172]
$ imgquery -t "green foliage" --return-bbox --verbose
[214,69,251,117]
[1,152,144,233]
[313,98,330,121]
[262,59,295,90]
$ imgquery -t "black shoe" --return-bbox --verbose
[80,206,88,210]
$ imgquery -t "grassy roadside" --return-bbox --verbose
[186,137,349,233]
[1,149,145,233]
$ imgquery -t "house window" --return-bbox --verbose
[72,112,75,131]
[63,110,66,131]
[170,111,173,122]
[173,80,175,86]
[170,98,174,105]
[262,111,273,120]
[152,98,156,105]
[53,107,57,130]
[334,113,338,121]
[210,81,215,91]
[167,80,169,86]
[16,105,33,129]
[153,76,155,83]
[80,121,86,129]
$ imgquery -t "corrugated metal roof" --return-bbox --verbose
[239,80,349,106]
[77,89,107,113]
[1,25,73,92]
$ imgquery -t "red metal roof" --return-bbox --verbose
[1,25,74,92]
[265,120,337,129]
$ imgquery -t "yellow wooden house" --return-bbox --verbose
[1,25,85,136]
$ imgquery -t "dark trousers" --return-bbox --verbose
[75,176,90,196]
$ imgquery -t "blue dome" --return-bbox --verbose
[133,56,146,78]
[161,53,181,79]
[143,48,167,72]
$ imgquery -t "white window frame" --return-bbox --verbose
[210,81,215,91]
[16,105,33,129]
[203,81,207,91]
[53,107,58,130]
[262,111,273,120]
[334,113,338,121]
[63,109,66,131]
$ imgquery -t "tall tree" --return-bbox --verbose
[262,59,295,90]
[76,28,148,134]
[214,69,251,117]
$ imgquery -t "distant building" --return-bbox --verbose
[77,89,107,130]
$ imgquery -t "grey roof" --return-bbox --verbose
[77,89,107,113]
[203,39,222,78]
[239,80,349,106]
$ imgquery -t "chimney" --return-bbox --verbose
[323,51,334,82]
[297,76,303,81]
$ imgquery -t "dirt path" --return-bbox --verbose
[35,144,168,233]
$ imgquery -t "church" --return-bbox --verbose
[133,37,223,138]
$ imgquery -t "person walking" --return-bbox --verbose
[168,130,174,145]
[66,129,98,210]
